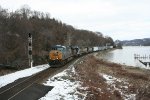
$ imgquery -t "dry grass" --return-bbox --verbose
[136,86,150,100]
[74,55,122,100]
[73,54,150,100]
[95,58,150,81]
[0,68,15,76]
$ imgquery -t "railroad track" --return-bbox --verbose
[0,50,101,100]
[0,66,58,100]
[0,57,81,100]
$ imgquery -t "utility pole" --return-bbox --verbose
[66,32,71,46]
[28,33,33,67]
[68,33,71,46]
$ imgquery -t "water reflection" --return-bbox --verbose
[97,46,150,69]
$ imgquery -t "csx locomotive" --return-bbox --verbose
[48,45,113,66]
[48,45,79,65]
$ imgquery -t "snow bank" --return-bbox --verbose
[0,64,49,88]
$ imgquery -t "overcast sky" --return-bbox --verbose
[0,0,150,40]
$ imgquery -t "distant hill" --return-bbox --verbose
[120,38,150,46]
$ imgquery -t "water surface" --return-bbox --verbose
[96,46,150,69]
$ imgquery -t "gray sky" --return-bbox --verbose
[0,0,150,40]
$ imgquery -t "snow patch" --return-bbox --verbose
[39,65,80,100]
[102,74,136,100]
[0,64,49,88]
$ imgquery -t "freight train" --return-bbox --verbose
[48,45,113,66]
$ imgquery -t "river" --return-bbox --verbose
[96,46,150,69]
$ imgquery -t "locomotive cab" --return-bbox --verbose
[49,45,64,65]
[48,45,76,66]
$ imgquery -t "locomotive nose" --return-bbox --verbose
[53,52,58,56]
[49,50,62,60]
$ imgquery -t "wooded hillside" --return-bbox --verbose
[0,6,114,68]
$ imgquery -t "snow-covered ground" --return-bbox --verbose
[0,64,50,88]
[39,62,81,100]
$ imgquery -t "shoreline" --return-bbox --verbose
[94,48,150,70]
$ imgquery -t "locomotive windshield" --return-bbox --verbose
[51,45,65,51]
[57,47,64,51]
